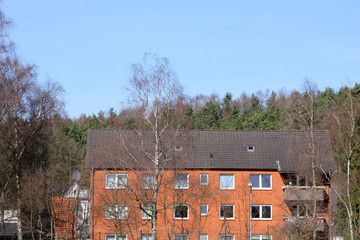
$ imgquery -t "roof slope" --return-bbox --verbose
[86,130,336,172]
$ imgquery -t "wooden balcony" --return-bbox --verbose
[283,186,327,202]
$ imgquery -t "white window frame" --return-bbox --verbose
[174,204,189,220]
[105,204,128,220]
[219,174,234,189]
[251,205,272,220]
[200,174,208,185]
[174,173,189,189]
[200,204,208,216]
[250,174,272,190]
[142,173,156,189]
[106,173,127,189]
[141,234,154,240]
[251,235,272,240]
[141,204,153,220]
[200,234,208,240]
[105,234,127,240]
[219,204,235,220]
[219,234,235,240]
[174,234,189,240]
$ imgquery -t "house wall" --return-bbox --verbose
[90,169,316,240]
[52,197,79,239]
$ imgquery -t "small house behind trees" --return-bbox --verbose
[86,129,335,240]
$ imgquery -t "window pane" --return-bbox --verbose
[200,205,208,215]
[220,205,234,219]
[174,205,188,219]
[291,205,297,216]
[141,234,153,240]
[262,236,272,240]
[119,205,127,219]
[117,174,127,188]
[261,175,271,188]
[291,174,297,186]
[220,234,234,240]
[106,174,116,188]
[174,174,189,189]
[220,175,234,189]
[105,204,115,219]
[262,206,271,219]
[200,174,208,185]
[142,174,156,189]
[142,204,153,219]
[299,176,306,186]
[200,235,208,240]
[174,234,189,240]
[298,205,306,217]
[251,236,261,240]
[118,235,127,240]
[250,175,260,188]
[252,206,260,218]
[106,235,116,240]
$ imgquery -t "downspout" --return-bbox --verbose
[91,168,94,240]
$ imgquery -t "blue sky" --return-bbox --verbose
[3,1,360,118]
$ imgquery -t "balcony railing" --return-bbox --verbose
[283,216,328,232]
[283,186,327,201]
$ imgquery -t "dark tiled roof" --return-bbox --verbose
[86,130,336,173]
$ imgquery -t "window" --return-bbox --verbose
[290,174,312,186]
[200,174,208,185]
[219,234,234,240]
[105,204,127,219]
[105,234,127,240]
[250,174,271,189]
[141,234,153,240]
[219,205,234,220]
[251,235,272,240]
[142,174,156,189]
[141,204,153,220]
[174,204,189,219]
[200,235,208,240]
[106,173,127,189]
[291,204,312,217]
[252,205,271,220]
[174,234,189,240]
[200,205,208,216]
[220,174,234,189]
[247,146,255,151]
[174,173,189,189]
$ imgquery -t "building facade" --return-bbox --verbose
[86,130,335,240]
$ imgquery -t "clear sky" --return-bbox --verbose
[3,0,360,118]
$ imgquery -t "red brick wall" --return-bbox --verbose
[90,169,330,240]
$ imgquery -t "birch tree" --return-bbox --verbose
[287,79,323,240]
[323,85,360,240]
[125,53,184,240]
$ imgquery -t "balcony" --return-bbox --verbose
[283,216,328,233]
[283,186,327,202]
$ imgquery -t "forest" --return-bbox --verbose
[0,6,359,240]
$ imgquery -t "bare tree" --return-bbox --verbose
[322,85,360,240]
[0,57,63,240]
[286,79,325,240]
[113,53,184,240]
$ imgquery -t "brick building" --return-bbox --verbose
[86,130,335,240]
